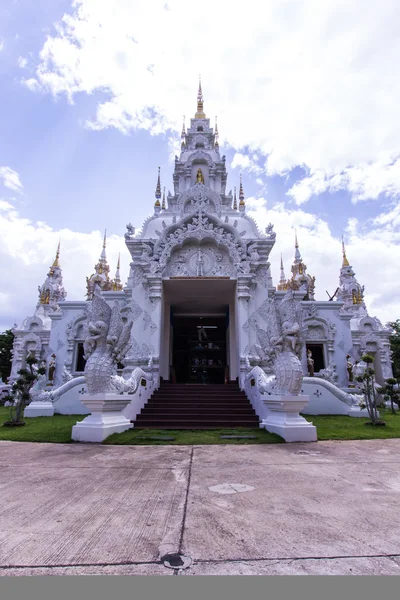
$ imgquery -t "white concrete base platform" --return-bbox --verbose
[71,393,133,443]
[261,394,317,442]
[24,402,55,417]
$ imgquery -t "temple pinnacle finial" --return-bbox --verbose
[294,230,301,262]
[52,240,61,267]
[155,166,161,206]
[342,237,350,267]
[233,186,237,210]
[277,254,288,290]
[279,254,286,282]
[195,75,206,119]
[100,230,107,260]
[214,116,219,148]
[162,186,166,210]
[239,174,245,206]
[111,253,123,291]
[181,115,186,148]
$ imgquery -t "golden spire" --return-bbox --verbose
[52,240,60,267]
[162,186,166,210]
[233,186,237,210]
[239,174,245,206]
[295,229,299,249]
[155,166,161,207]
[342,237,350,267]
[195,75,206,119]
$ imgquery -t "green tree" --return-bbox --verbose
[388,320,400,378]
[377,378,399,415]
[0,329,14,382]
[3,352,46,426]
[355,354,385,426]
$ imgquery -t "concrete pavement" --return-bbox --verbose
[1,439,400,575]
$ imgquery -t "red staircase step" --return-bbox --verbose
[133,382,259,429]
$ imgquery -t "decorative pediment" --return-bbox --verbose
[178,184,221,216]
[303,316,335,342]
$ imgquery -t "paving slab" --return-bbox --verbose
[183,444,400,561]
[1,440,400,575]
[0,444,191,567]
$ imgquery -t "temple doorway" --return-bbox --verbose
[306,343,325,374]
[172,314,228,384]
[160,278,238,383]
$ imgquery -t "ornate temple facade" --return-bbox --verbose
[9,83,393,411]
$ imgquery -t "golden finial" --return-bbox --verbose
[295,229,299,248]
[233,186,237,210]
[214,116,219,148]
[280,253,284,270]
[195,75,206,119]
[162,186,166,210]
[103,229,107,249]
[342,237,350,267]
[52,240,60,267]
[116,253,120,270]
[155,166,161,206]
[239,174,245,206]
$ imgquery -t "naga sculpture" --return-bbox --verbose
[83,293,133,395]
[248,290,304,396]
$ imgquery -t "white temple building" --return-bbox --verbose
[10,82,394,420]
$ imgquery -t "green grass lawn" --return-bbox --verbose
[1,405,400,445]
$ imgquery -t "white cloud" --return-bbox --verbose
[247,199,400,324]
[0,200,130,330]
[0,167,23,193]
[25,0,400,203]
[231,153,262,175]
[18,56,28,68]
[23,78,41,92]
[288,159,400,205]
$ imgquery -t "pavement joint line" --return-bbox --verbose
[0,560,162,571]
[178,447,194,554]
[2,552,400,572]
[194,552,400,564]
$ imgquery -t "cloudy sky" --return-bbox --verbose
[1,0,399,331]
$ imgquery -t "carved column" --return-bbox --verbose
[237,274,252,387]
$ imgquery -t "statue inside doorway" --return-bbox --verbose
[307,349,314,377]
[47,354,57,386]
[346,354,354,385]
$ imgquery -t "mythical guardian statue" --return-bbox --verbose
[248,290,304,396]
[83,293,133,395]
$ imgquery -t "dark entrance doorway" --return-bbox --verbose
[306,343,325,374]
[172,314,228,384]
